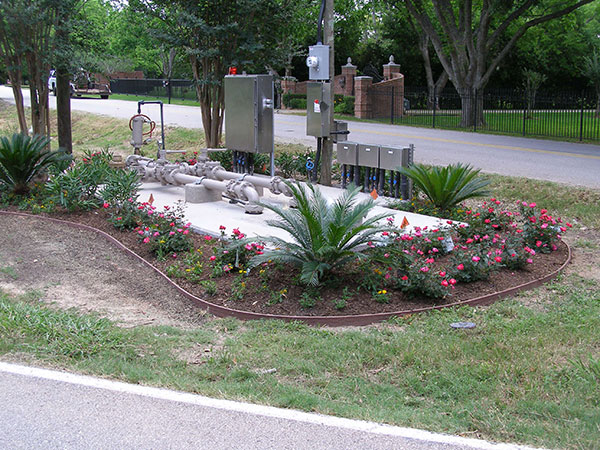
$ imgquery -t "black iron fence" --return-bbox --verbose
[370,86,600,142]
[110,78,197,103]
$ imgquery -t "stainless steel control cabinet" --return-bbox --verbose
[379,145,404,170]
[357,144,380,168]
[336,141,358,166]
[306,82,331,137]
[224,75,274,154]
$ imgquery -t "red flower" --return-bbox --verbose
[457,264,465,271]
[441,279,449,287]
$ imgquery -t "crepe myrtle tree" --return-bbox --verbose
[132,0,295,148]
[397,0,594,127]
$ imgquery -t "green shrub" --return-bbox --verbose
[397,163,491,211]
[288,98,307,109]
[46,150,113,211]
[248,182,392,286]
[99,169,141,206]
[334,95,355,115]
[0,133,68,195]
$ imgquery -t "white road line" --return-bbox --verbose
[0,361,542,450]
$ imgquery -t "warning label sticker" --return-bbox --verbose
[314,101,321,113]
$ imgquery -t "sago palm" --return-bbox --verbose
[248,182,392,286]
[397,163,490,211]
[0,133,67,195]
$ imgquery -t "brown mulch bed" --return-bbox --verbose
[1,207,570,318]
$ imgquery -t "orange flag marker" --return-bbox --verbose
[400,216,410,229]
[370,189,378,200]
[148,193,155,205]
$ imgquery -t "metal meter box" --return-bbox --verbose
[224,74,274,154]
[336,142,358,166]
[307,44,330,80]
[357,144,380,168]
[379,145,404,170]
[306,82,331,137]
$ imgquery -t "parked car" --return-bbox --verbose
[48,69,111,99]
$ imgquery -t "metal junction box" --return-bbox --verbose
[306,82,331,137]
[307,44,330,81]
[379,145,404,170]
[336,142,358,166]
[224,74,274,154]
[357,144,380,168]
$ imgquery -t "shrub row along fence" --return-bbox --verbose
[372,87,600,142]
[110,78,197,102]
[110,78,284,108]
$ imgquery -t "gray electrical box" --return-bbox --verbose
[336,141,358,166]
[224,74,274,154]
[307,44,330,81]
[332,120,348,143]
[357,144,380,168]
[379,145,404,170]
[306,82,331,137]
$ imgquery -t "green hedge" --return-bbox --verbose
[282,92,355,115]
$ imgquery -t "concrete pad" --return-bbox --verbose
[138,181,451,241]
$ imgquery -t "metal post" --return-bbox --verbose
[579,90,585,142]
[522,93,527,136]
[432,94,436,129]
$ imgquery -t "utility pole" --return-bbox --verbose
[320,0,334,186]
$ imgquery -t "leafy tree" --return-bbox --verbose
[522,69,547,119]
[397,0,595,126]
[583,52,600,117]
[132,0,294,148]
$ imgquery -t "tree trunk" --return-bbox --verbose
[56,67,72,153]
[10,79,28,134]
[459,88,485,128]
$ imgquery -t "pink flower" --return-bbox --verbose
[420,266,430,273]
[472,256,480,262]
[219,225,226,230]
[244,244,253,251]
[153,231,160,237]
[147,210,154,215]
[529,202,536,208]
[401,275,408,281]
[527,258,533,264]
[494,256,502,263]
[116,217,122,221]
[457,264,464,271]
[209,256,216,261]
[441,280,449,287]
[384,253,390,258]
[102,202,109,208]
[425,258,435,264]
[169,231,175,236]
[143,237,150,243]
[439,271,446,277]
[541,223,548,229]
[449,278,457,286]
[536,241,542,247]
[183,230,189,235]
[223,265,231,272]
[204,235,213,241]
[384,273,391,280]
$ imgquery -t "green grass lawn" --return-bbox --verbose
[394,110,600,142]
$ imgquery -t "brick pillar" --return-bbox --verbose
[354,76,373,119]
[341,57,357,96]
[383,55,401,80]
[280,79,296,109]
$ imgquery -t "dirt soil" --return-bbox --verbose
[0,208,588,327]
[0,213,208,328]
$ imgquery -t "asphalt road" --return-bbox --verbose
[0,362,538,450]
[1,86,599,188]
